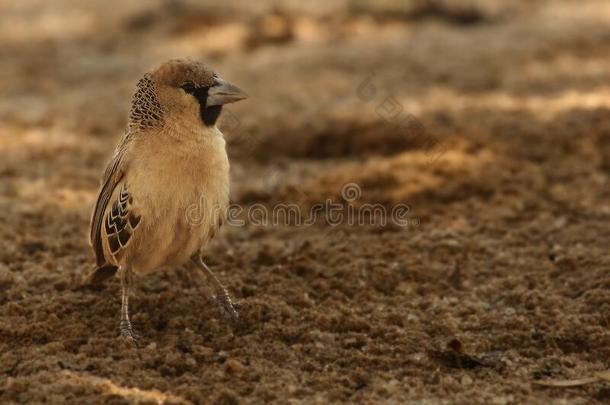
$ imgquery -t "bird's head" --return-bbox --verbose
[131,59,247,131]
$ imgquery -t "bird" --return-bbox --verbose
[87,59,247,345]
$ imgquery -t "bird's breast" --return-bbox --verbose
[124,130,230,270]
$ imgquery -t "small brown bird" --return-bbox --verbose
[88,59,247,344]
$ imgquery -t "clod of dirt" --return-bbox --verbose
[247,11,295,49]
[428,338,496,369]
[225,359,246,375]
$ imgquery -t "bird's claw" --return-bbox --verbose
[119,319,141,348]
[214,291,239,322]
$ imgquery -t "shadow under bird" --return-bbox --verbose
[87,59,248,345]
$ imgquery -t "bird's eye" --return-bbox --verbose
[181,82,196,94]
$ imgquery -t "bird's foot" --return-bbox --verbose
[213,290,239,322]
[119,319,140,348]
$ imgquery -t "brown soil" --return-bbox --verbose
[1,0,609,403]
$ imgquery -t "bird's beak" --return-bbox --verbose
[207,77,248,106]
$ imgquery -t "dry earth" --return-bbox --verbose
[1,0,609,403]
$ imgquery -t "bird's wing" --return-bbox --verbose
[90,73,163,268]
[89,137,130,267]
[103,183,141,261]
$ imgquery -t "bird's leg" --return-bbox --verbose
[119,267,139,346]
[191,256,238,321]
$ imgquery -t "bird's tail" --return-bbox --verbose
[84,264,118,285]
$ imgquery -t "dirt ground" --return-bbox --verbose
[1,0,609,403]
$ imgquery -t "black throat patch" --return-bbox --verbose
[189,86,222,127]
[202,105,222,126]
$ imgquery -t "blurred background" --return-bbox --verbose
[1,0,609,403]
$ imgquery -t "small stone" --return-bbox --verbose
[461,374,473,386]
[225,359,245,375]
[192,345,214,357]
[491,396,513,405]
[185,356,197,368]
